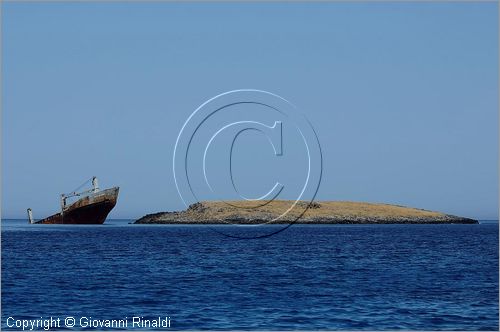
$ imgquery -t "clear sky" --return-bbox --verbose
[2,2,498,220]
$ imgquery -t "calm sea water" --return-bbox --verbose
[2,219,498,330]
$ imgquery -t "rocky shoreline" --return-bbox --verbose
[134,201,478,225]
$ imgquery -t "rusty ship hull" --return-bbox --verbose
[34,187,119,224]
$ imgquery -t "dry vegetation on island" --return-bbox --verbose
[135,200,478,224]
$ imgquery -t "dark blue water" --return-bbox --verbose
[2,220,498,330]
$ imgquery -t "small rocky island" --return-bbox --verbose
[134,200,478,224]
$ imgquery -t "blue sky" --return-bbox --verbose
[2,2,498,219]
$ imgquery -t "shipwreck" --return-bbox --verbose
[27,176,119,224]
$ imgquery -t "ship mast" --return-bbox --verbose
[92,176,99,193]
[27,208,34,224]
[61,176,100,212]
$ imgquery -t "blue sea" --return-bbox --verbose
[2,220,498,330]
